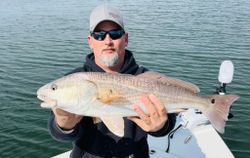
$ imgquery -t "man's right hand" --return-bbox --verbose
[52,108,83,130]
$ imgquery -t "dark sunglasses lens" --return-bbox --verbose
[92,31,106,41]
[92,29,124,41]
[109,30,124,40]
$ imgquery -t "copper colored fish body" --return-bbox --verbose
[37,71,239,137]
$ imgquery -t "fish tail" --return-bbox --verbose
[204,94,239,133]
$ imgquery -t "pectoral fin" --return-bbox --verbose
[97,89,124,104]
[100,116,124,137]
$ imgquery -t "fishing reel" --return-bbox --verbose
[216,60,234,119]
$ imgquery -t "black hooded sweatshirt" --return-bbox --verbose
[48,50,176,158]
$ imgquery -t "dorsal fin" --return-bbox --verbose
[137,71,200,93]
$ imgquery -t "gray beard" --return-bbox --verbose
[100,51,119,67]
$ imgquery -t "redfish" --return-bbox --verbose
[37,71,239,137]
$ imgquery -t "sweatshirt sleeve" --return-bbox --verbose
[47,112,83,142]
[148,113,177,137]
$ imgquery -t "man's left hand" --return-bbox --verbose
[128,94,168,132]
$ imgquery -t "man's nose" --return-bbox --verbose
[104,34,113,45]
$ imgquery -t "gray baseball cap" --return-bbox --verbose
[89,4,124,32]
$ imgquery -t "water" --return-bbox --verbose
[0,0,249,157]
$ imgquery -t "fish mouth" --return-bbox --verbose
[37,94,57,108]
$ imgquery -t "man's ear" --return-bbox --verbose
[88,35,93,49]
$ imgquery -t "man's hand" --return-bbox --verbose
[52,108,83,130]
[128,94,168,132]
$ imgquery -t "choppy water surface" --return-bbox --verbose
[0,0,250,157]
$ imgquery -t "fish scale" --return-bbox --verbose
[86,72,218,113]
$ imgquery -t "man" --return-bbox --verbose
[48,4,176,158]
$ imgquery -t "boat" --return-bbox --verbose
[52,60,236,158]
[52,108,234,158]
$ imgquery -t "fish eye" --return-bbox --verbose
[51,84,57,91]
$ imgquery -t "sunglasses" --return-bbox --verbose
[91,29,125,41]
